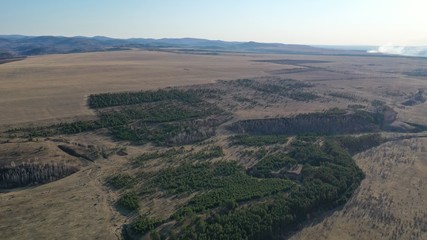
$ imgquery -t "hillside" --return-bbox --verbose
[0,35,372,58]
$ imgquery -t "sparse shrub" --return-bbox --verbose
[230,134,288,146]
[131,216,162,234]
[108,174,134,189]
[118,192,139,211]
[371,99,385,107]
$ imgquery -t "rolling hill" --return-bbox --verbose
[0,35,369,58]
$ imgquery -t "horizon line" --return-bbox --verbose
[2,33,427,47]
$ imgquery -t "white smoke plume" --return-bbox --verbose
[368,43,427,57]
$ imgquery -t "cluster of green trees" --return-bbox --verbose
[146,161,294,222]
[12,117,126,138]
[131,216,163,235]
[58,120,105,134]
[348,104,366,109]
[88,89,200,109]
[186,146,224,161]
[23,98,217,137]
[154,162,241,195]
[402,89,425,106]
[126,138,364,239]
[233,95,258,105]
[110,122,211,146]
[111,115,232,146]
[230,110,383,136]
[92,93,228,146]
[13,94,228,147]
[133,146,223,168]
[247,153,297,178]
[133,148,187,166]
[180,174,293,216]
[110,123,185,145]
[118,191,139,211]
[102,101,223,123]
[371,99,385,107]
[104,101,227,146]
[334,134,384,155]
[108,174,135,189]
[179,179,338,240]
[165,139,364,239]
[230,78,318,102]
[232,78,312,89]
[188,88,224,99]
[287,91,319,101]
[230,134,288,146]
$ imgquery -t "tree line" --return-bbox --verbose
[230,110,383,136]
[229,78,318,102]
[88,89,201,109]
[0,162,79,189]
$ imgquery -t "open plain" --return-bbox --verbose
[0,50,295,127]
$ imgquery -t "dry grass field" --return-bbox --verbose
[0,50,295,128]
[1,50,427,239]
[0,50,426,128]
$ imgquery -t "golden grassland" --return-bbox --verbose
[0,50,294,127]
[1,50,426,128]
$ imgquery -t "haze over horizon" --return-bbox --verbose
[2,0,426,47]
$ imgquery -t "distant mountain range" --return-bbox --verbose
[0,35,381,58]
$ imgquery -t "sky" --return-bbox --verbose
[1,0,426,46]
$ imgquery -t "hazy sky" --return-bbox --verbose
[1,0,426,45]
